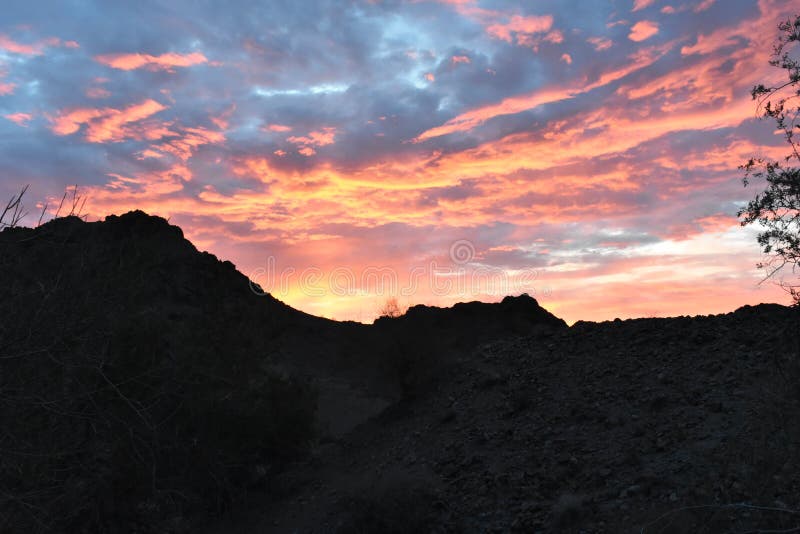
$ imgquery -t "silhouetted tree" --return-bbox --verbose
[739,15,800,303]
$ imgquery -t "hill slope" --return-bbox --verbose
[0,211,569,533]
[208,305,800,533]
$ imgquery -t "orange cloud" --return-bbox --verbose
[486,14,554,42]
[50,108,106,136]
[0,34,76,55]
[629,20,659,42]
[694,0,715,12]
[416,87,576,141]
[287,127,337,146]
[151,126,225,160]
[93,164,192,202]
[416,43,670,141]
[94,51,208,71]
[588,36,613,51]
[438,2,560,53]
[4,112,32,126]
[265,123,292,132]
[136,149,164,159]
[50,99,167,142]
[681,29,738,56]
[696,214,737,233]
[0,34,43,55]
[451,55,471,64]
[632,0,656,11]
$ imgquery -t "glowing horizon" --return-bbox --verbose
[0,0,796,323]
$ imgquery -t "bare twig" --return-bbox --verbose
[1,185,29,229]
[53,191,67,219]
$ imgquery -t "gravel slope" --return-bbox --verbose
[207,304,799,533]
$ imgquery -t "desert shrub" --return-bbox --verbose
[377,297,403,319]
[0,213,317,533]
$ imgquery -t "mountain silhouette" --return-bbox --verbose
[1,211,798,533]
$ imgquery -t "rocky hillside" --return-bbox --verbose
[207,304,800,534]
[0,211,572,533]
[2,211,798,533]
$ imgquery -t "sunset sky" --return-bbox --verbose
[1,0,797,323]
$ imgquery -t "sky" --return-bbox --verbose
[0,0,797,323]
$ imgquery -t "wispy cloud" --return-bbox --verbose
[4,112,32,126]
[94,51,208,71]
[50,99,167,142]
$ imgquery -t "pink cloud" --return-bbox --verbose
[94,51,208,71]
[0,82,15,95]
[629,20,659,42]
[694,0,715,12]
[150,126,225,160]
[665,213,740,240]
[94,164,192,201]
[209,105,235,130]
[287,127,337,147]
[632,0,656,11]
[136,149,164,160]
[415,44,670,140]
[265,124,292,132]
[588,36,613,51]
[4,112,32,126]
[0,34,43,55]
[0,34,77,55]
[486,14,554,42]
[50,99,167,142]
[451,55,471,64]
